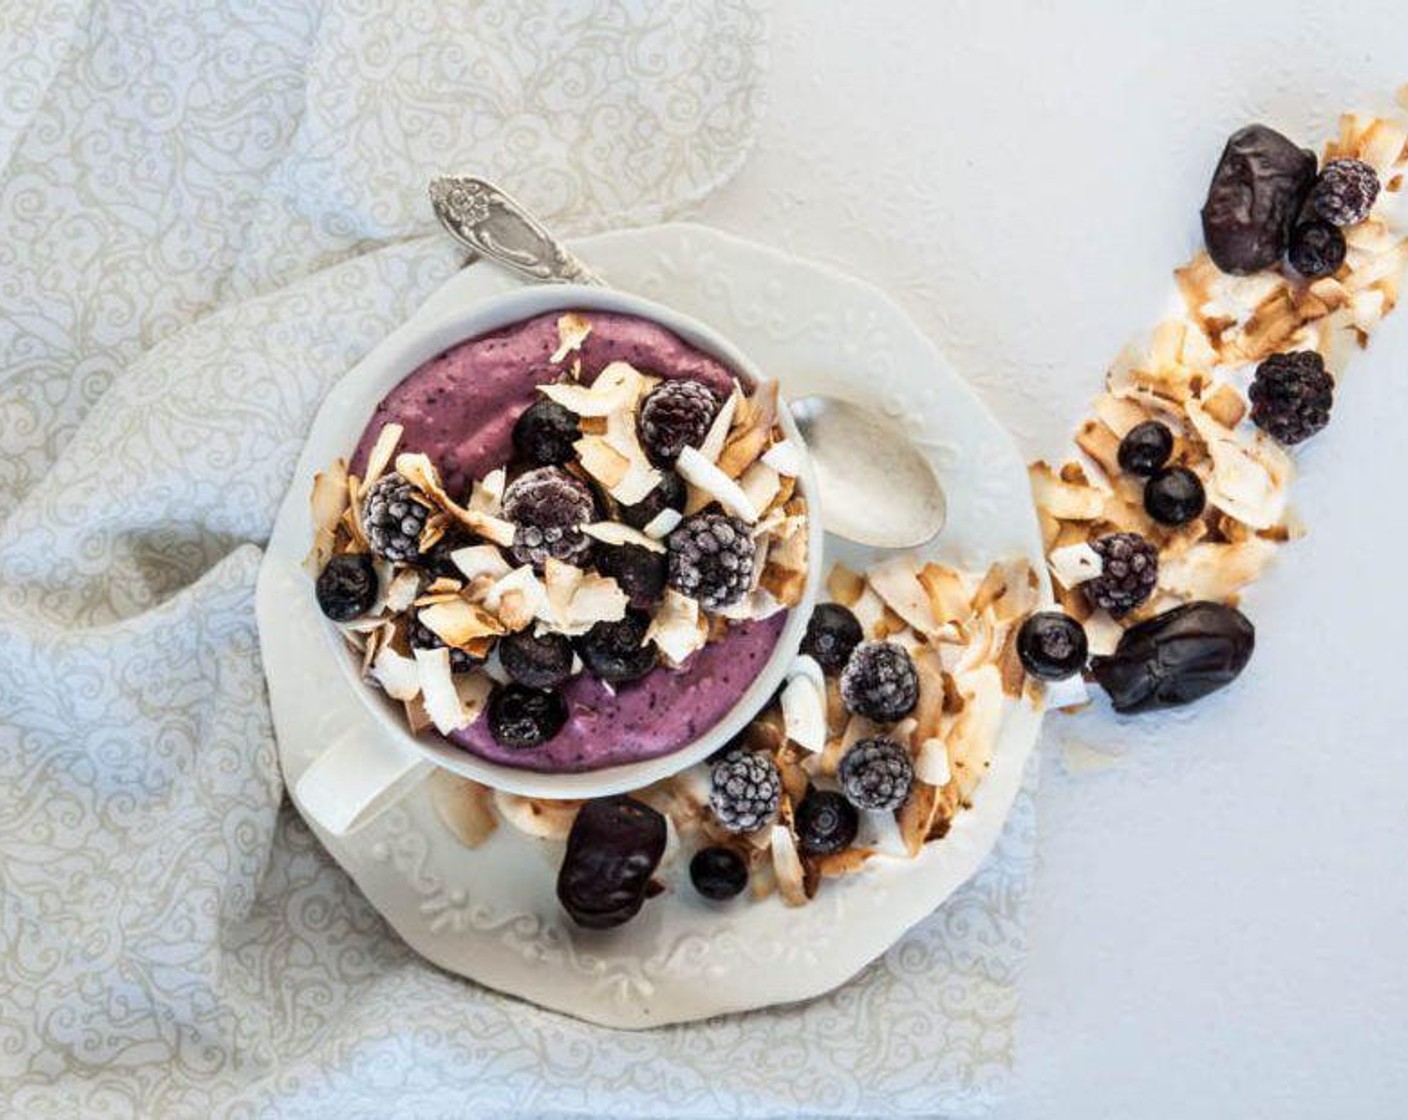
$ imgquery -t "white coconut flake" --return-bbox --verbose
[468,468,506,515]
[452,544,512,583]
[1083,610,1123,658]
[413,648,471,734]
[1048,542,1103,589]
[738,460,781,514]
[642,507,683,539]
[1043,673,1091,710]
[538,360,645,417]
[780,672,826,753]
[582,521,666,554]
[371,646,421,701]
[676,445,760,522]
[485,566,550,629]
[761,438,805,477]
[646,589,706,665]
[363,423,403,490]
[697,386,741,464]
[384,569,421,614]
[915,737,951,786]
[856,809,907,858]
[771,825,808,906]
[868,554,943,636]
[454,672,492,727]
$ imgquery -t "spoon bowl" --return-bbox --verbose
[789,395,947,549]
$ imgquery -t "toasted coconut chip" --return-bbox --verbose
[914,563,968,626]
[1048,541,1103,590]
[761,438,805,476]
[897,781,940,857]
[647,589,707,666]
[864,554,941,636]
[371,645,421,701]
[815,847,876,878]
[642,507,683,540]
[677,446,760,522]
[582,521,666,554]
[1202,383,1247,428]
[429,770,498,848]
[363,424,404,491]
[770,825,809,906]
[946,665,1003,806]
[1076,419,1122,481]
[454,671,492,725]
[760,563,807,610]
[551,312,593,363]
[781,663,827,753]
[716,381,779,480]
[395,452,515,545]
[911,646,947,744]
[419,598,507,646]
[468,468,506,516]
[996,621,1026,698]
[1083,610,1123,657]
[1184,400,1293,530]
[412,648,469,734]
[404,695,434,734]
[425,576,463,595]
[384,569,422,614]
[603,404,664,504]
[305,458,351,574]
[1091,392,1152,437]
[841,712,881,753]
[493,793,583,840]
[827,562,866,608]
[1160,539,1277,603]
[851,586,888,639]
[970,563,1010,615]
[484,566,550,632]
[1030,462,1105,520]
[698,385,741,464]
[538,360,647,417]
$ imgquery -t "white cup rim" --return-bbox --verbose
[318,283,823,801]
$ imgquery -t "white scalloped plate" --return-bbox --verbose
[258,223,1048,1028]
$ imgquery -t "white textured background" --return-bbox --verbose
[694,1,1408,1116]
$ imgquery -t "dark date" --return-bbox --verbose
[1201,124,1316,274]
[556,796,667,930]
[1090,601,1255,714]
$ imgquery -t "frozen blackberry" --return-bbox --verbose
[795,789,860,855]
[499,629,574,690]
[1144,466,1207,527]
[486,684,567,750]
[1117,420,1174,477]
[1017,612,1088,682]
[363,472,431,563]
[838,737,914,812]
[576,608,659,684]
[618,471,687,531]
[1249,350,1334,445]
[801,603,864,675]
[315,553,378,621]
[666,512,756,611]
[594,542,667,610]
[1084,533,1159,616]
[512,398,579,467]
[689,846,749,900]
[637,379,720,466]
[1287,219,1347,278]
[1311,158,1380,227]
[501,467,596,569]
[840,641,919,723]
[709,749,781,834]
[408,612,483,674]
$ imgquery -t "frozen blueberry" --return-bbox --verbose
[315,553,378,621]
[486,684,567,750]
[499,630,574,690]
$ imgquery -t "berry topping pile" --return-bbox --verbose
[306,310,810,768]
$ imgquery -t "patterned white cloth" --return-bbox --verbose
[0,2,1035,1115]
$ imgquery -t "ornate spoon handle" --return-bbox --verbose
[428,176,605,286]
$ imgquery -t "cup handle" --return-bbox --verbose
[293,729,434,836]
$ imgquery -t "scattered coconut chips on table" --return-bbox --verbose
[1031,99,1408,705]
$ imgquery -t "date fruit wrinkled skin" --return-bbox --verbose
[1201,124,1317,274]
[1090,601,1255,714]
[556,796,667,929]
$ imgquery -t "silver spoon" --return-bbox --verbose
[429,175,947,549]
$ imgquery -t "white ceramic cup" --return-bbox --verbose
[293,284,823,835]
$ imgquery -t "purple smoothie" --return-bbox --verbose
[350,310,788,773]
